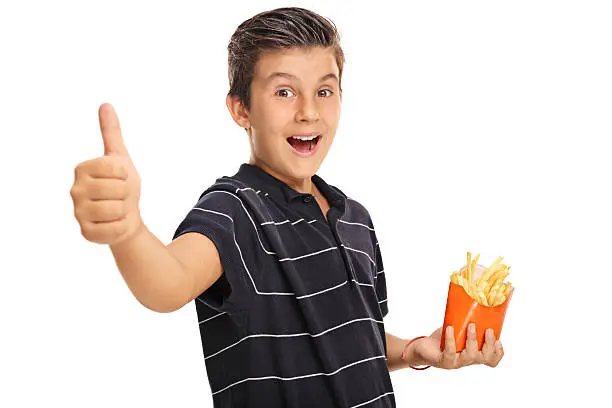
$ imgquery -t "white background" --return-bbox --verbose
[1,0,610,406]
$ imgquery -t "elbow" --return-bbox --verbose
[135,291,188,313]
[140,299,184,313]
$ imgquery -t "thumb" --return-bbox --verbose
[99,103,129,156]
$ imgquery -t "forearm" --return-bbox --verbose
[385,332,427,372]
[108,221,190,313]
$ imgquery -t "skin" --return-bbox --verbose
[226,46,341,216]
[226,46,504,371]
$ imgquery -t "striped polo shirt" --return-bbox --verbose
[172,163,394,408]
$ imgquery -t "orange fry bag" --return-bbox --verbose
[440,253,514,352]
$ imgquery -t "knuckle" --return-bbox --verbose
[88,181,102,198]
[119,181,130,198]
[443,353,455,365]
[91,180,107,199]
[107,157,127,179]
[98,157,114,175]
[487,359,499,368]
[98,201,123,220]
[79,158,97,178]
[81,224,98,242]
[74,202,87,222]
[74,162,85,180]
[92,157,111,178]
[102,180,126,199]
[86,201,102,220]
[117,200,127,218]
[114,219,129,237]
[112,181,128,200]
[95,180,115,200]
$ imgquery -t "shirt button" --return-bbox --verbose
[303,195,313,203]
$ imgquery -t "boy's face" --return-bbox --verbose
[228,46,342,185]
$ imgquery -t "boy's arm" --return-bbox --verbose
[72,104,222,314]
[385,332,427,372]
[109,222,223,313]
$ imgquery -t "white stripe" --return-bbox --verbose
[353,279,374,288]
[378,299,387,304]
[197,191,276,255]
[191,190,378,299]
[349,392,395,408]
[204,317,383,360]
[338,219,375,231]
[211,355,387,396]
[376,269,385,275]
[261,219,291,226]
[260,218,318,226]
[235,187,260,194]
[195,296,216,309]
[279,246,338,262]
[189,208,356,298]
[198,311,227,324]
[296,280,348,299]
[341,244,376,266]
[190,207,294,296]
[202,190,367,267]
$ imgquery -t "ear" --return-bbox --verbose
[226,94,250,129]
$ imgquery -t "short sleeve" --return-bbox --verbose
[374,240,389,318]
[172,189,256,312]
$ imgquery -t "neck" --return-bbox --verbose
[249,158,313,194]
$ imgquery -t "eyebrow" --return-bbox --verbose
[265,72,339,84]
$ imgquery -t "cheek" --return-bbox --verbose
[260,107,291,138]
[323,101,341,122]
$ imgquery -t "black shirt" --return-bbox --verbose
[173,163,394,408]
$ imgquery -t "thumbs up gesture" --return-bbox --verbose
[71,103,143,245]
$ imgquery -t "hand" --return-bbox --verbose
[70,103,143,246]
[410,323,504,369]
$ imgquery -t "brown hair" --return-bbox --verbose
[227,7,345,111]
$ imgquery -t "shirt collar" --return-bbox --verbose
[233,163,345,208]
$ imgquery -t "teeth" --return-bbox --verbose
[291,135,318,141]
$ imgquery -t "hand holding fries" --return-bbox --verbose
[404,323,504,369]
[401,252,512,369]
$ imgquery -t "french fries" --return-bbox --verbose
[449,252,513,307]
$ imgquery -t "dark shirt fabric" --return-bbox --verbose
[173,163,394,407]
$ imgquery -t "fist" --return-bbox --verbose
[70,103,142,245]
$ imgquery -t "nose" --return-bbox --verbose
[295,95,320,123]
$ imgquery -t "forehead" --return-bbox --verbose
[253,47,339,84]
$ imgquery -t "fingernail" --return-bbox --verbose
[470,324,476,333]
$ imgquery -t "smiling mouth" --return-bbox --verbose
[286,135,321,153]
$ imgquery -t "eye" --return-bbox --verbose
[318,89,334,97]
[276,89,295,98]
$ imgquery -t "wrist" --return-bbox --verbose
[401,336,430,370]
[110,214,146,249]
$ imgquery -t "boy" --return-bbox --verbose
[70,7,504,407]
